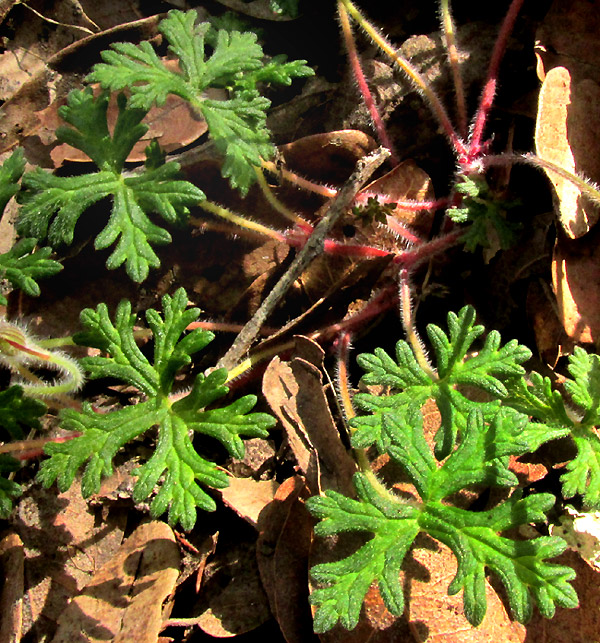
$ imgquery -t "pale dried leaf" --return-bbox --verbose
[551,230,600,343]
[257,476,315,643]
[535,67,600,238]
[220,477,279,528]
[51,521,180,643]
[262,337,356,496]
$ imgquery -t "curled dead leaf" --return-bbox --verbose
[279,130,377,184]
[552,227,600,343]
[535,67,600,238]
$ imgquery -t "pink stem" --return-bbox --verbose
[393,229,464,268]
[313,286,396,342]
[338,0,400,164]
[467,0,525,164]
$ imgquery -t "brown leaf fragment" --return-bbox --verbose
[279,130,377,184]
[16,480,127,641]
[51,521,180,643]
[220,477,279,529]
[0,531,24,643]
[534,67,600,238]
[551,226,600,343]
[0,15,162,155]
[257,476,316,643]
[405,537,526,643]
[262,337,356,496]
[527,281,572,365]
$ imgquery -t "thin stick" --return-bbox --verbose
[217,146,391,371]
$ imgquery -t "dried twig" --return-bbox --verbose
[217,146,391,371]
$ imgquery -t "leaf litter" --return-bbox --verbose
[1,1,600,642]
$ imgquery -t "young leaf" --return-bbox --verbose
[351,306,532,458]
[37,288,276,531]
[447,175,521,251]
[17,89,204,283]
[88,9,313,194]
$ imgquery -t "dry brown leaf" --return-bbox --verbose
[279,130,377,184]
[262,336,356,496]
[51,521,180,643]
[405,537,526,643]
[219,477,279,528]
[0,15,161,156]
[257,476,315,643]
[551,227,600,343]
[534,67,600,238]
[0,531,24,643]
[534,0,600,238]
[16,481,127,641]
[33,60,212,167]
[192,539,272,637]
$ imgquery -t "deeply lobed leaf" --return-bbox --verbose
[17,88,204,282]
[309,308,580,631]
[38,287,276,531]
[88,9,313,193]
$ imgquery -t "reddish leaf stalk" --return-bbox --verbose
[338,0,467,160]
[393,228,464,268]
[338,0,400,164]
[467,0,526,164]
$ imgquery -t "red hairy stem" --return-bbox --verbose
[313,286,396,343]
[467,0,525,163]
[393,228,465,268]
[338,0,399,164]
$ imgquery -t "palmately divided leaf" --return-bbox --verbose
[309,310,579,632]
[17,88,204,282]
[88,9,313,193]
[351,305,532,458]
[38,287,276,531]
